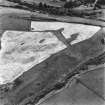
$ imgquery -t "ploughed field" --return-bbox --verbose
[0,22,105,105]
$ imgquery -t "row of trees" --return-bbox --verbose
[7,0,65,15]
[63,0,103,10]
[79,0,96,4]
[7,0,21,3]
[38,2,65,15]
[97,0,105,5]
[7,0,38,10]
[78,0,105,6]
[64,0,81,10]
[6,0,104,16]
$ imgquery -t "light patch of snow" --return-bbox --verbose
[0,31,66,84]
[31,22,101,44]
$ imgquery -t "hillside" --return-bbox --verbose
[0,25,104,105]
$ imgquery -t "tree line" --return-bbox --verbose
[7,0,66,15]
[6,0,105,16]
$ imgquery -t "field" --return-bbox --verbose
[41,66,105,105]
[0,6,105,105]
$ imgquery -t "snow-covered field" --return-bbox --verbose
[31,22,101,44]
[0,30,66,84]
[0,22,101,85]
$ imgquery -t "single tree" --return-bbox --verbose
[39,2,43,9]
[43,3,47,8]
[64,1,74,10]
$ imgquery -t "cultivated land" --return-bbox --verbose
[0,6,105,105]
[0,26,105,105]
[0,22,101,84]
